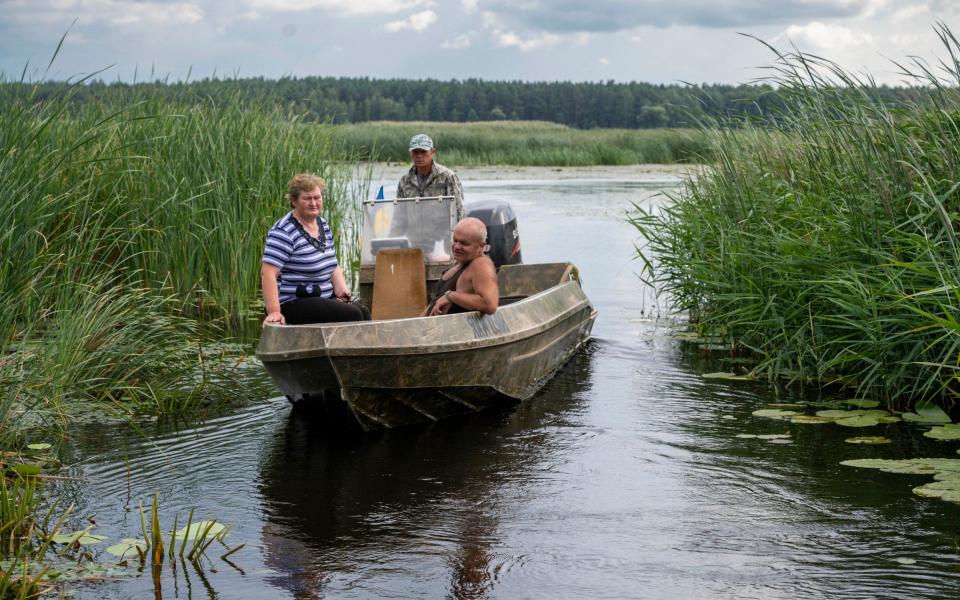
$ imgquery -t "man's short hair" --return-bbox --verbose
[409,134,434,151]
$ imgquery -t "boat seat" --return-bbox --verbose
[371,248,427,320]
[496,262,574,298]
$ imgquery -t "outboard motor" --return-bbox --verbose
[465,200,522,268]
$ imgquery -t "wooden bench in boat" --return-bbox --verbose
[364,257,580,320]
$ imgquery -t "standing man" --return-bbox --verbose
[397,133,465,221]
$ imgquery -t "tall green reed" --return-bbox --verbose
[333,120,710,166]
[0,68,363,433]
[632,24,960,408]
[0,474,74,599]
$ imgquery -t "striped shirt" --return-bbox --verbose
[262,212,338,304]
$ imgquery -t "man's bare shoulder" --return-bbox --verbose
[465,256,497,278]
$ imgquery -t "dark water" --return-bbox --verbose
[64,170,960,599]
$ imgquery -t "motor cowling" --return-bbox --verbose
[465,200,522,268]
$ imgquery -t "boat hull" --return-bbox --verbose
[256,264,597,430]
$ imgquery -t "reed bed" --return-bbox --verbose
[0,474,72,598]
[333,121,710,166]
[0,75,363,438]
[631,25,960,408]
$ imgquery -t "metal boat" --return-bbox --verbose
[255,196,597,430]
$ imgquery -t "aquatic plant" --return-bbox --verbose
[105,495,236,566]
[632,24,960,409]
[333,120,710,166]
[0,473,74,599]
[842,455,960,505]
[0,55,366,433]
[0,473,239,597]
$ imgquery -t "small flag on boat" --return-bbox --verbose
[375,185,384,200]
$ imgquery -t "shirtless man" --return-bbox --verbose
[424,217,498,316]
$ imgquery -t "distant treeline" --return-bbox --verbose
[22,76,929,129]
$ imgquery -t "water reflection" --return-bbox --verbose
[258,348,596,599]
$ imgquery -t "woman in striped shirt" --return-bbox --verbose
[261,173,369,326]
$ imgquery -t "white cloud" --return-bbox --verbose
[599,57,609,65]
[889,32,920,50]
[572,32,591,46]
[248,0,427,16]
[892,3,928,21]
[384,10,437,32]
[777,21,874,52]
[2,0,204,26]
[442,33,473,48]
[493,29,560,51]
[462,0,479,13]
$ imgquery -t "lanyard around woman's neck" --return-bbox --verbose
[288,214,326,254]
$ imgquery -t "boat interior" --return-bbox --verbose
[360,249,578,321]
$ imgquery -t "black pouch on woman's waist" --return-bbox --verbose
[295,283,324,298]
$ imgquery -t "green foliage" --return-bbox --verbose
[631,24,960,409]
[332,121,710,166]
[21,77,797,129]
[0,70,363,436]
[0,474,74,599]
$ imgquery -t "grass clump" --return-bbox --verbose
[631,24,960,409]
[0,473,74,599]
[333,120,710,166]
[0,65,365,438]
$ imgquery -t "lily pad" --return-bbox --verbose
[895,558,917,565]
[841,458,960,475]
[835,415,880,428]
[752,409,798,419]
[923,424,960,441]
[809,400,847,409]
[845,436,891,445]
[878,416,902,423]
[721,415,736,420]
[106,538,147,559]
[902,404,951,424]
[172,520,228,542]
[844,399,880,409]
[816,409,858,419]
[26,443,52,451]
[919,479,960,491]
[790,415,834,424]
[815,409,889,420]
[52,532,106,545]
[913,481,960,502]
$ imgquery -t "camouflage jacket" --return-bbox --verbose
[396,161,465,221]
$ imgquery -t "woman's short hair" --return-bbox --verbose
[287,173,326,206]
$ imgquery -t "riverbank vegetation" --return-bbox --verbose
[632,25,960,410]
[0,73,364,443]
[23,75,932,130]
[334,121,709,166]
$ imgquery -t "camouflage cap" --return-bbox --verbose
[408,133,434,151]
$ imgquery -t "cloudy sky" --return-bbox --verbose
[0,0,957,84]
